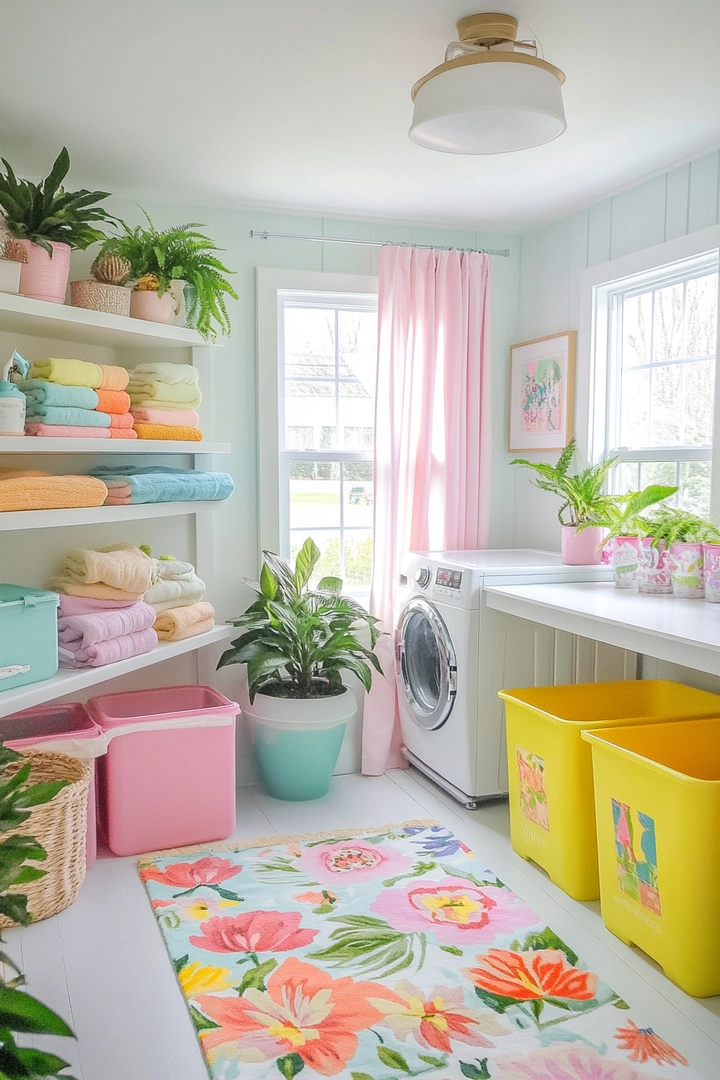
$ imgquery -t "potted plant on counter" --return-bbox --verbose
[590,484,678,591]
[643,506,720,599]
[0,148,116,304]
[218,538,384,800]
[511,438,619,564]
[94,212,238,339]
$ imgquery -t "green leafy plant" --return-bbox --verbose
[95,212,238,340]
[510,437,620,527]
[589,484,679,546]
[218,537,384,701]
[643,506,720,546]
[0,744,76,1078]
[0,147,116,255]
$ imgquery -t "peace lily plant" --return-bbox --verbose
[219,537,383,701]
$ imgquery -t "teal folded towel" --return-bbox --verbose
[89,465,234,504]
[24,405,111,427]
[18,380,99,410]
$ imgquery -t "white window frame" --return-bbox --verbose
[578,225,720,514]
[256,268,378,559]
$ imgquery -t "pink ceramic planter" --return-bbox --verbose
[560,525,605,565]
[130,289,178,324]
[17,239,71,304]
[703,543,720,603]
[669,541,705,598]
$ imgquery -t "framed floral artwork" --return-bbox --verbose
[508,330,576,452]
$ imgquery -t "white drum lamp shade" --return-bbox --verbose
[409,14,566,155]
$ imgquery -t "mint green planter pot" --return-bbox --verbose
[241,685,357,801]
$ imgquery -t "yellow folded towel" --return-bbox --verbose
[128,381,202,407]
[30,358,104,388]
[133,424,202,442]
[99,364,130,391]
[61,542,155,597]
[0,475,108,512]
[153,601,215,641]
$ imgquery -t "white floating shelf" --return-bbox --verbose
[0,291,212,349]
[0,500,228,531]
[0,437,230,454]
[0,625,236,718]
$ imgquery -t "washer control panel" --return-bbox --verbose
[435,567,463,595]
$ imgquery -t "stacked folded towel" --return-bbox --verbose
[0,469,108,512]
[51,544,158,667]
[22,360,136,439]
[88,465,234,505]
[143,555,215,641]
[144,557,206,611]
[128,363,203,440]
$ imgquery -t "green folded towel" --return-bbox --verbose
[24,405,111,427]
[18,380,100,410]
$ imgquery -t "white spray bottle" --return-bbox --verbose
[0,350,30,436]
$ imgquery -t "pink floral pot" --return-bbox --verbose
[608,536,641,589]
[669,542,705,598]
[129,289,178,324]
[17,240,71,304]
[560,525,605,565]
[637,538,672,595]
[703,543,720,603]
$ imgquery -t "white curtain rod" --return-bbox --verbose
[250,230,510,257]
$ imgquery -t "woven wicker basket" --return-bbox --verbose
[0,750,91,927]
[70,279,131,317]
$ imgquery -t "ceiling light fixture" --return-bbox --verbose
[410,12,566,155]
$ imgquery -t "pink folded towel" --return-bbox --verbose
[103,483,132,505]
[108,412,134,429]
[26,424,111,439]
[109,429,138,439]
[58,595,137,616]
[58,601,156,650]
[130,407,200,427]
[58,626,158,668]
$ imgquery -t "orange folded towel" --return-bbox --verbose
[98,365,130,392]
[110,429,138,439]
[96,389,131,414]
[153,601,215,641]
[133,424,202,442]
[0,475,108,512]
[108,412,134,429]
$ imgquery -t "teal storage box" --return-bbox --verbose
[0,585,59,691]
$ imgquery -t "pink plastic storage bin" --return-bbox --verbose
[87,685,239,857]
[0,703,105,867]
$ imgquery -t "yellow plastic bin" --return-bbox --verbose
[497,680,720,901]
[583,718,720,997]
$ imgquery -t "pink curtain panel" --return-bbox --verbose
[363,246,493,776]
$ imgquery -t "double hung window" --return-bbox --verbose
[588,243,720,516]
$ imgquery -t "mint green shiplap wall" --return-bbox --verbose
[513,149,720,552]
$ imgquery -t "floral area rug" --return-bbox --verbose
[139,820,700,1080]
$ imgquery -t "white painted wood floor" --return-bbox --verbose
[5,768,719,1080]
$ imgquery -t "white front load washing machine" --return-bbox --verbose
[395,549,623,808]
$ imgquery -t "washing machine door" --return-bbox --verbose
[396,597,457,731]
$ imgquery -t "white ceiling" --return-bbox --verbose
[2,1,720,233]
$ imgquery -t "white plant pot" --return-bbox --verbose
[241,683,357,801]
[0,260,21,294]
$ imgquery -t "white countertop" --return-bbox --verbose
[484,581,720,675]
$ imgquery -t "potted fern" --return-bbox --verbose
[588,485,678,591]
[94,212,238,339]
[0,148,116,304]
[643,507,720,599]
[510,438,620,564]
[218,538,383,800]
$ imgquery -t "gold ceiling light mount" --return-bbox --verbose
[409,11,567,155]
